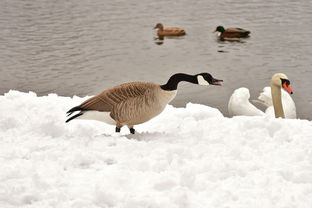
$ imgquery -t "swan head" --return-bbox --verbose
[196,73,223,86]
[154,23,164,30]
[271,73,293,94]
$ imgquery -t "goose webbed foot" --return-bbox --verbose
[115,127,121,133]
[130,128,135,134]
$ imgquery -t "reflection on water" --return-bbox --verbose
[218,39,248,43]
[217,50,229,53]
[154,35,164,45]
[153,35,187,45]
[0,0,312,119]
[216,38,248,52]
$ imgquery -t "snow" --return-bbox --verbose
[1,90,312,208]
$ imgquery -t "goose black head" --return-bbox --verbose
[196,73,223,86]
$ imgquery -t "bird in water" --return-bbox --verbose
[154,23,186,37]
[228,73,295,118]
[66,73,223,134]
[213,26,250,40]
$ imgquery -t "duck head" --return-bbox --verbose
[154,23,164,30]
[214,26,225,33]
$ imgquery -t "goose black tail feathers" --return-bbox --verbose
[66,106,83,116]
[66,106,84,123]
[66,112,83,123]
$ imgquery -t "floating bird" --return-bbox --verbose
[154,23,186,36]
[66,73,223,134]
[214,26,250,39]
[228,73,295,118]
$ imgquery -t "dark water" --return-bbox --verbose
[0,0,312,119]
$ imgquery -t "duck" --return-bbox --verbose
[213,26,250,39]
[154,23,186,37]
[66,73,223,134]
[228,73,296,119]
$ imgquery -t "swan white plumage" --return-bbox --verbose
[228,87,265,117]
[228,73,296,119]
[257,86,296,118]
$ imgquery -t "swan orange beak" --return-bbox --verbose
[282,82,293,94]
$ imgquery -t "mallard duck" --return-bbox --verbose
[214,26,250,39]
[66,73,223,134]
[154,23,186,36]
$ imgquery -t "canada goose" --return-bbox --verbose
[213,26,250,39]
[228,73,295,118]
[154,23,186,37]
[66,73,223,134]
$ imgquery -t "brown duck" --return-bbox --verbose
[154,23,186,36]
[66,73,223,134]
[214,26,250,39]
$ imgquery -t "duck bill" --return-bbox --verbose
[212,30,217,33]
[282,82,293,94]
[212,78,223,86]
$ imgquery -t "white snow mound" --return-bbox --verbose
[0,90,312,208]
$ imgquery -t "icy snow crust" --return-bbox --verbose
[1,90,312,208]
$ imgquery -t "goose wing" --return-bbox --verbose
[67,82,156,114]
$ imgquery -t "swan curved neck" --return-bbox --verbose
[271,84,285,118]
[160,73,197,91]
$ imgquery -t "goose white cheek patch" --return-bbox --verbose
[197,75,209,86]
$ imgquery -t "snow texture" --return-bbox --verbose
[1,90,312,208]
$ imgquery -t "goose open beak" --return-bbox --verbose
[282,82,293,94]
[212,78,223,86]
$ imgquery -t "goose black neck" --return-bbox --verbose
[160,73,197,91]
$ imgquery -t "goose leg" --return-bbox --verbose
[115,123,123,133]
[130,128,135,134]
[115,127,121,133]
[127,125,135,134]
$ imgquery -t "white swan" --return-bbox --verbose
[228,73,296,118]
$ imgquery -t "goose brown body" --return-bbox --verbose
[67,82,176,127]
[154,23,186,36]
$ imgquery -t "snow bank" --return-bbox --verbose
[1,90,312,208]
